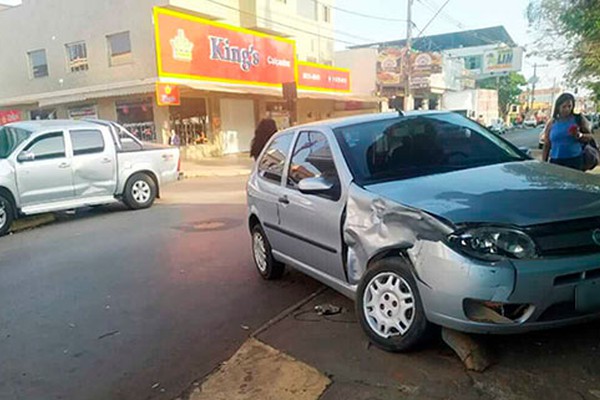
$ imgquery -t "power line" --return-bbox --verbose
[312,0,408,23]
[204,0,374,46]
[416,0,451,38]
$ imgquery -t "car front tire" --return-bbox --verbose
[0,194,15,237]
[123,173,157,210]
[251,224,285,280]
[356,257,432,352]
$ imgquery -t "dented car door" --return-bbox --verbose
[69,128,117,198]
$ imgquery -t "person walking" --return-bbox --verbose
[250,114,278,160]
[542,92,593,170]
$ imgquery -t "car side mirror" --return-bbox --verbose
[518,146,532,157]
[298,177,334,194]
[17,151,35,162]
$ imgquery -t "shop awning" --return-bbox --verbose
[160,77,381,103]
[0,79,157,108]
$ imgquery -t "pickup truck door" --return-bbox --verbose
[69,128,117,198]
[16,131,75,206]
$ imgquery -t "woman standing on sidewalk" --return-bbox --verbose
[250,115,278,160]
[542,92,593,170]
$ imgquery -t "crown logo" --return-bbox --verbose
[170,29,194,62]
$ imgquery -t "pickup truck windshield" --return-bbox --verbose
[0,127,32,158]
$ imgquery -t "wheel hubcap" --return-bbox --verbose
[132,181,151,203]
[363,272,415,338]
[253,232,268,273]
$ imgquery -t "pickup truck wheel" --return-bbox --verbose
[123,173,157,210]
[0,195,15,236]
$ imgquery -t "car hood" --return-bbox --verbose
[364,161,600,227]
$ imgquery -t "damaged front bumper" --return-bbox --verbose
[413,240,600,334]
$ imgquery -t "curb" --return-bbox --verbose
[11,213,56,233]
[182,169,251,178]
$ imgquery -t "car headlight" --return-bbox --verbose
[448,226,538,261]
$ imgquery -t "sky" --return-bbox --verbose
[333,0,565,88]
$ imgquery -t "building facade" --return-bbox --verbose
[0,0,371,158]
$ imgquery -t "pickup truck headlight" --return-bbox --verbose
[448,227,538,261]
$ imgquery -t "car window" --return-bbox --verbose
[0,127,32,159]
[23,132,66,160]
[70,129,105,155]
[334,113,526,184]
[257,132,294,184]
[287,131,340,199]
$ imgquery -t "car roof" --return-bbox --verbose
[282,110,453,132]
[5,119,106,131]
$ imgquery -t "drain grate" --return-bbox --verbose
[173,218,241,233]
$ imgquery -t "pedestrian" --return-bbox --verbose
[250,114,278,160]
[542,92,594,171]
[169,129,181,147]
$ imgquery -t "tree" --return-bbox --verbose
[478,72,527,117]
[527,0,600,94]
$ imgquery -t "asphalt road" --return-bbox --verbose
[0,176,320,400]
[501,126,542,149]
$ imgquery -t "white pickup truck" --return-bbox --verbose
[0,119,180,236]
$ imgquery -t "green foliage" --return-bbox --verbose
[528,0,600,94]
[479,72,527,115]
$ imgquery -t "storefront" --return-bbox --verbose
[152,7,369,159]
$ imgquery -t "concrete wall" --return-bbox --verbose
[0,0,162,101]
[335,48,378,96]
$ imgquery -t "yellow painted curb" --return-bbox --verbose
[11,214,55,233]
[188,338,330,400]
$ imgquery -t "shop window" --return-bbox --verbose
[66,41,89,72]
[464,55,482,71]
[28,49,48,78]
[297,0,317,20]
[170,97,209,146]
[107,31,132,66]
[30,109,57,120]
[116,99,156,142]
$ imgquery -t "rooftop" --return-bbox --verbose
[351,26,517,52]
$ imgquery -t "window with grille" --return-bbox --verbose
[66,41,89,72]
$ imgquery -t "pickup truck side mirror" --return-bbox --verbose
[17,151,35,162]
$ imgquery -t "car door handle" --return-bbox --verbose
[278,195,289,205]
[101,158,112,164]
[58,162,70,169]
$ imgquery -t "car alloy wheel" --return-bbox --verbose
[363,272,416,338]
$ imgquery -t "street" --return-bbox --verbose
[501,126,542,149]
[0,176,320,400]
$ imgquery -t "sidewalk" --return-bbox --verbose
[180,153,254,178]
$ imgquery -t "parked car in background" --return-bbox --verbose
[0,119,180,236]
[539,128,546,149]
[524,117,538,128]
[488,118,507,135]
[248,111,600,352]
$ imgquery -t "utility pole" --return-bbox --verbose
[404,0,414,111]
[529,63,548,111]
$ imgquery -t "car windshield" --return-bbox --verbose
[334,112,527,184]
[0,126,32,159]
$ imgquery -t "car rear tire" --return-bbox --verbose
[0,194,15,237]
[356,257,432,352]
[251,224,285,280]
[123,173,157,210]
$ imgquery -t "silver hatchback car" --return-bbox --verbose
[247,111,600,352]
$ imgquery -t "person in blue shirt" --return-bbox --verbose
[542,92,593,170]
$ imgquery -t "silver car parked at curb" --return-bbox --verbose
[247,111,600,352]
